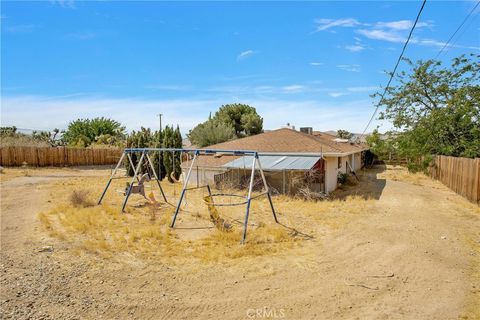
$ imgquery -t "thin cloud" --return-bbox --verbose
[345,44,365,52]
[356,29,407,43]
[7,24,36,33]
[310,62,324,66]
[414,38,480,51]
[328,92,348,98]
[337,64,361,72]
[50,0,76,9]
[316,17,451,50]
[282,85,304,93]
[237,50,256,60]
[314,18,361,32]
[376,20,432,30]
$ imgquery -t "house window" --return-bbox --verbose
[338,157,342,169]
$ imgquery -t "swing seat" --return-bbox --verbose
[124,173,151,198]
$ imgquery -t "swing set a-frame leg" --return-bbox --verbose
[241,155,257,244]
[256,155,278,223]
[98,152,126,205]
[121,151,146,213]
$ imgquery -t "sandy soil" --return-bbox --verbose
[0,165,479,320]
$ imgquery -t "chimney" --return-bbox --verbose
[300,127,313,135]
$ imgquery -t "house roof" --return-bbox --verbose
[181,128,368,168]
[203,128,367,154]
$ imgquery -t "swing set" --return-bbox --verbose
[98,148,279,243]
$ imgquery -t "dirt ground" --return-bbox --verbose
[0,165,479,320]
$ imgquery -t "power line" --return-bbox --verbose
[359,0,427,138]
[434,1,480,59]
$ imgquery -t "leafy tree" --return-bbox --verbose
[336,129,353,140]
[125,127,152,176]
[374,54,480,170]
[63,117,126,147]
[366,129,396,161]
[188,120,236,148]
[124,125,182,182]
[188,103,263,147]
[214,103,263,136]
[150,130,166,181]
[162,125,182,183]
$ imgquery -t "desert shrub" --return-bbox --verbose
[69,189,94,207]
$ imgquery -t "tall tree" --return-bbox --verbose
[373,54,480,169]
[188,120,236,148]
[188,103,263,147]
[214,103,263,136]
[161,125,183,183]
[63,117,126,147]
[125,127,151,176]
[151,130,166,181]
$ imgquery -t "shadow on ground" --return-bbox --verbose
[330,164,387,201]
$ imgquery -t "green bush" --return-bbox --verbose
[337,172,348,185]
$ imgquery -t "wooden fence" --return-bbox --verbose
[0,146,122,167]
[429,155,480,204]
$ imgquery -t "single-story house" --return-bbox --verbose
[181,128,368,194]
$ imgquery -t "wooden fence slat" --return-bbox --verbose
[430,155,480,204]
[0,147,121,168]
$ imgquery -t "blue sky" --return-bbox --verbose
[1,1,479,134]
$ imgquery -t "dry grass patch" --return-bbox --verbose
[37,172,377,263]
[379,165,430,186]
[39,200,302,262]
[190,224,298,262]
[39,204,182,259]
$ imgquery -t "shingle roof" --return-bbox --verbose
[181,129,368,168]
[203,128,367,154]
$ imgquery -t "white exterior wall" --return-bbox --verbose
[353,152,362,171]
[180,166,227,186]
[324,153,363,193]
[325,156,339,194]
[339,156,348,174]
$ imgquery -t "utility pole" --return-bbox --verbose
[157,113,163,132]
[157,113,163,180]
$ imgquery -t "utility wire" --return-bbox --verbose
[359,0,427,139]
[434,1,480,59]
